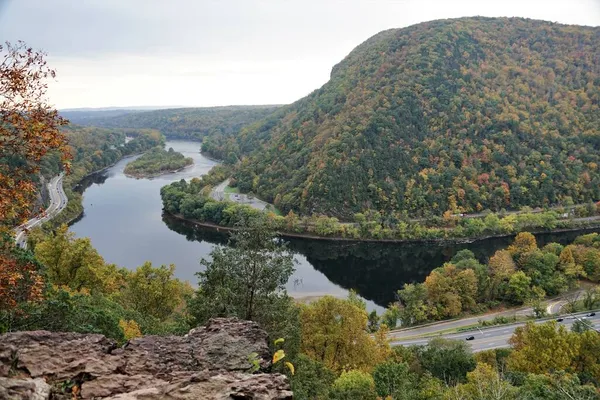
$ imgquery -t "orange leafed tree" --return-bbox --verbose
[0,236,44,310]
[0,41,70,227]
[1,42,69,312]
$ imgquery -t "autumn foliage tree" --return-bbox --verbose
[0,233,44,313]
[1,42,69,315]
[299,295,390,373]
[1,41,70,226]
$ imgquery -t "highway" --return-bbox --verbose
[389,307,533,341]
[393,311,600,352]
[388,287,593,341]
[14,173,68,248]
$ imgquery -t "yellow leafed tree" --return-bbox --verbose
[119,319,142,340]
[299,296,390,373]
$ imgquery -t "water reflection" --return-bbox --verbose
[162,214,600,307]
[69,139,600,310]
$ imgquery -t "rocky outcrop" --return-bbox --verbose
[0,318,293,399]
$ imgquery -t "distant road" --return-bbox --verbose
[211,179,229,201]
[393,311,600,352]
[389,307,532,341]
[389,288,591,342]
[14,173,68,248]
[210,179,270,211]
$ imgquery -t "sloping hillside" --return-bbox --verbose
[230,17,600,219]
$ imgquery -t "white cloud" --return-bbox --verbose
[1,0,598,108]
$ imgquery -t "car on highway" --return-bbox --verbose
[587,312,596,317]
[556,318,564,322]
[465,336,475,341]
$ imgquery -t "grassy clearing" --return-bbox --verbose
[224,186,240,194]
[267,205,284,216]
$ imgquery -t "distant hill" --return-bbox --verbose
[61,109,144,122]
[64,105,282,161]
[227,17,600,219]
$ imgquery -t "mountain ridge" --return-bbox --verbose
[228,17,600,219]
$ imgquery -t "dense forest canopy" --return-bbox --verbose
[65,105,281,161]
[222,17,600,219]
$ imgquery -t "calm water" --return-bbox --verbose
[71,140,600,310]
[70,140,382,311]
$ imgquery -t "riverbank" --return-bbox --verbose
[45,153,147,230]
[161,168,600,243]
[198,150,222,163]
[165,211,600,245]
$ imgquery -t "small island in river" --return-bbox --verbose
[124,146,194,178]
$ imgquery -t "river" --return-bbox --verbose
[71,140,600,311]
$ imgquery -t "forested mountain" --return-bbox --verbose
[66,106,281,160]
[226,17,600,219]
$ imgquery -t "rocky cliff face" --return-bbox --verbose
[0,318,292,399]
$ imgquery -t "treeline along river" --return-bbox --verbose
[71,140,600,310]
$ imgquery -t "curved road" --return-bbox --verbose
[14,173,68,248]
[211,179,270,211]
[393,311,600,352]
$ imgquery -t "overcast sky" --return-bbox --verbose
[1,0,598,109]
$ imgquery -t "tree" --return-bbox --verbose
[558,246,586,287]
[417,338,476,385]
[518,372,599,400]
[367,310,380,333]
[347,289,367,310]
[474,348,511,372]
[34,224,123,294]
[191,217,295,322]
[289,354,336,400]
[397,283,429,326]
[451,252,489,302]
[0,234,44,313]
[452,250,477,264]
[0,47,72,322]
[488,250,516,300]
[508,322,580,375]
[574,330,600,385]
[372,361,418,399]
[450,362,517,400]
[508,232,538,259]
[571,319,594,334]
[582,287,600,310]
[424,264,478,318]
[519,250,565,296]
[119,319,142,340]
[559,246,576,266]
[4,287,127,342]
[424,269,460,318]
[328,370,376,400]
[381,303,401,329]
[121,262,189,320]
[299,296,389,373]
[189,218,299,356]
[417,373,445,400]
[529,286,547,318]
[1,41,70,226]
[506,271,531,304]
